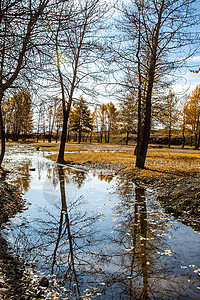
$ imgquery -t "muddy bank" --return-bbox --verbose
[157,177,200,232]
[0,250,48,300]
[0,175,25,226]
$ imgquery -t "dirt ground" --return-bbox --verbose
[0,170,25,226]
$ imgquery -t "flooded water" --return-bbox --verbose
[2,144,200,299]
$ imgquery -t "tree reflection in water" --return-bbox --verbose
[8,162,32,192]
[7,165,104,298]
[5,165,195,299]
[105,175,186,299]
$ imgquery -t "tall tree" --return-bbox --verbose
[69,97,93,143]
[49,0,108,163]
[106,102,118,143]
[0,0,51,167]
[3,90,33,141]
[99,104,107,143]
[54,99,63,143]
[91,107,100,142]
[185,85,200,148]
[118,0,199,168]
[120,92,137,145]
[179,97,188,149]
[159,90,178,148]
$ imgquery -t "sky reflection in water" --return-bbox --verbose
[2,145,200,299]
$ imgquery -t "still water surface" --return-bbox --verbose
[2,145,200,299]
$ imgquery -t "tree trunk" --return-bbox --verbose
[107,131,110,143]
[135,1,163,168]
[135,70,152,168]
[195,133,198,149]
[136,125,149,169]
[135,69,156,167]
[197,131,200,149]
[126,131,129,145]
[190,136,193,147]
[0,91,5,168]
[168,127,171,148]
[100,132,103,143]
[135,12,142,161]
[58,110,68,163]
[182,126,185,149]
[67,131,70,142]
[78,131,81,144]
[74,133,77,142]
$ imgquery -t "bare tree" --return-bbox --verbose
[0,0,53,167]
[117,0,199,168]
[48,0,109,163]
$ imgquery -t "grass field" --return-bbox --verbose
[25,140,200,183]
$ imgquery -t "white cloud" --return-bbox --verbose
[187,55,200,62]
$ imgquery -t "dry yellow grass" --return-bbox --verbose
[27,140,200,182]
[147,150,200,162]
[47,148,200,183]
[49,151,134,163]
[30,141,88,152]
[48,148,200,164]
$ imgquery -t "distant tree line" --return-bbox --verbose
[3,85,200,150]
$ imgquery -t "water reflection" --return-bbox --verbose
[8,155,111,193]
[6,165,103,298]
[9,162,32,192]
[97,172,113,183]
[108,177,182,299]
[3,146,200,299]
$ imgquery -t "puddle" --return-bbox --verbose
[2,144,200,299]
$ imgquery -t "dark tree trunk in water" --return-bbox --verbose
[0,91,5,168]
[135,187,148,298]
[57,166,80,295]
